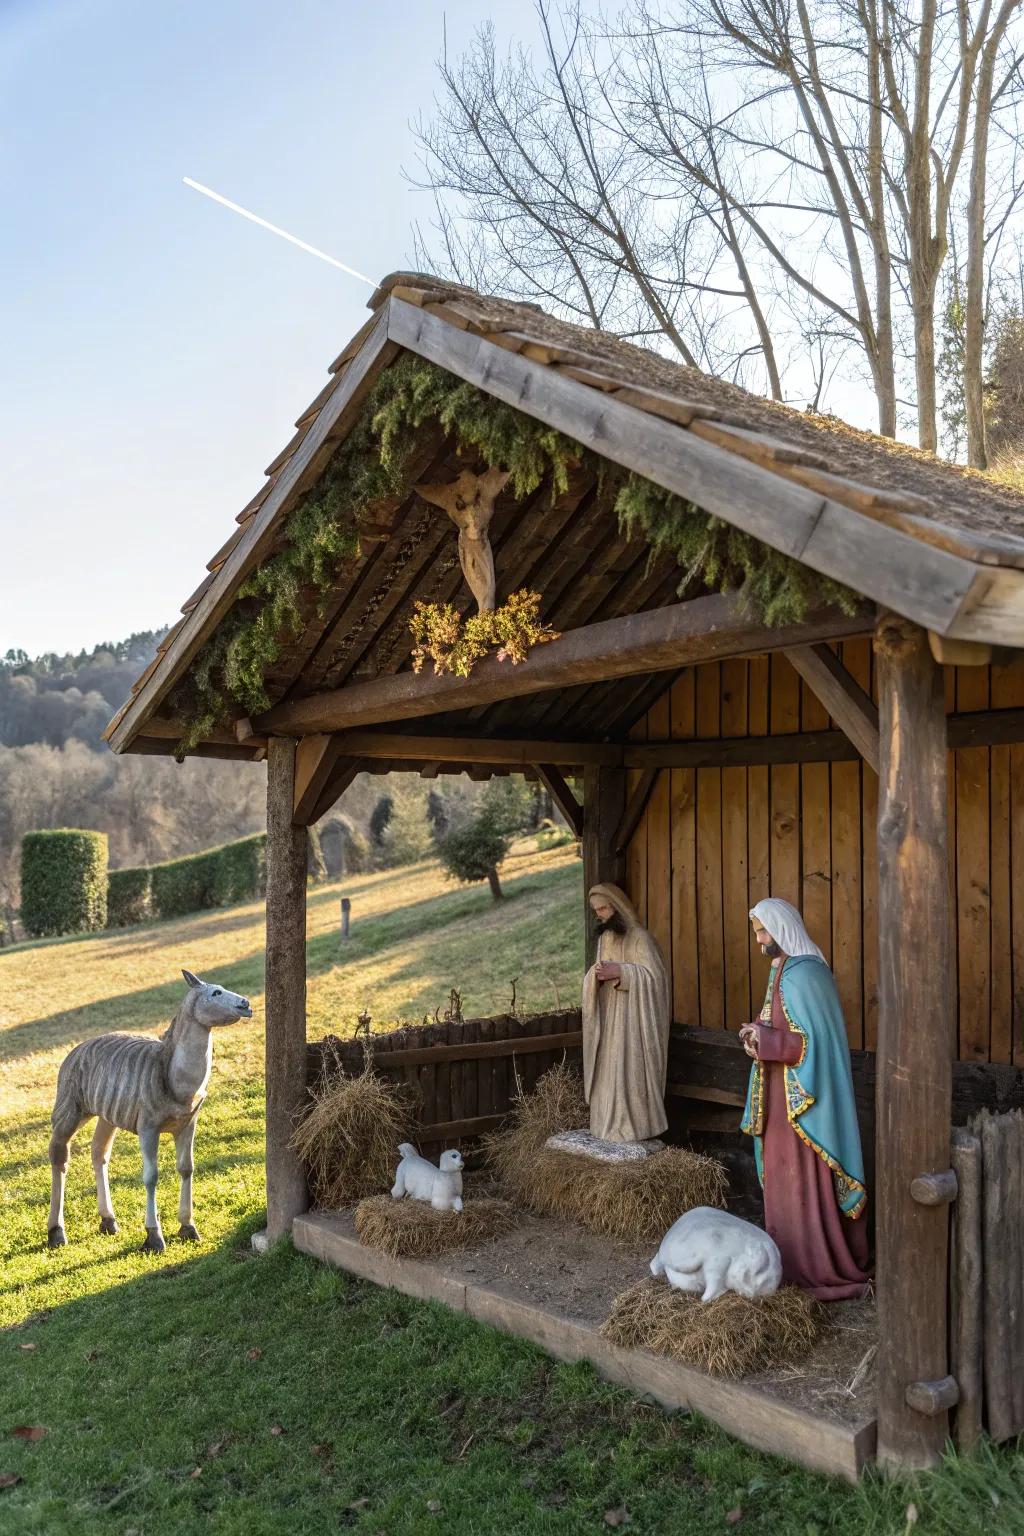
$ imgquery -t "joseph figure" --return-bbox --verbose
[740,898,871,1301]
[582,884,671,1143]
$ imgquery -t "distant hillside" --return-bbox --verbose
[0,630,165,749]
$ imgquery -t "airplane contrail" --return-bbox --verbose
[182,177,375,286]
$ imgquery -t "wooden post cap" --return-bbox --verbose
[910,1169,959,1205]
[905,1377,960,1415]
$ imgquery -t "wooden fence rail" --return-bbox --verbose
[307,1011,1024,1169]
[952,1110,1024,1446]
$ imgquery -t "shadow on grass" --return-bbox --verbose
[4,862,581,1064]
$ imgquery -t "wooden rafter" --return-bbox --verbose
[786,643,880,773]
[322,731,618,767]
[534,764,584,837]
[308,757,362,825]
[613,768,660,855]
[258,595,871,736]
[292,734,343,825]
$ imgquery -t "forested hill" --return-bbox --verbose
[0,631,165,749]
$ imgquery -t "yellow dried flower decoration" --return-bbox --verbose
[410,590,559,678]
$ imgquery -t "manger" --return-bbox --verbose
[107,271,1024,1476]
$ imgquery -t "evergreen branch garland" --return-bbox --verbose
[169,354,862,753]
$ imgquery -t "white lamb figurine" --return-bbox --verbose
[391,1144,464,1212]
[650,1207,782,1303]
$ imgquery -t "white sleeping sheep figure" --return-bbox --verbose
[391,1144,464,1212]
[651,1207,782,1303]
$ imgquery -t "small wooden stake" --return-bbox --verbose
[340,896,351,940]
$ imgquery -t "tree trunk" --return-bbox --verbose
[915,290,940,452]
[874,613,954,1469]
[486,865,504,901]
[965,38,1000,468]
[264,737,309,1243]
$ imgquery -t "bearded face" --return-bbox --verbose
[594,912,627,938]
[760,938,782,959]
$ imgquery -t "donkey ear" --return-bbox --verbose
[182,969,202,989]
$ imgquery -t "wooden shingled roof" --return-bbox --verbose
[107,272,1024,761]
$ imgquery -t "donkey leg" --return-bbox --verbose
[92,1118,119,1235]
[48,1109,85,1248]
[138,1126,165,1254]
[175,1117,200,1241]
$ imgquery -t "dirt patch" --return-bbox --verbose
[322,1176,876,1428]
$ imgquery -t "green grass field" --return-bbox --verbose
[3,840,1024,1533]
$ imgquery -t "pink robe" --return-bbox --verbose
[753,961,871,1301]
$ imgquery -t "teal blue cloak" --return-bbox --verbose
[740,955,867,1219]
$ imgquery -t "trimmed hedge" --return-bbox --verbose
[106,866,152,927]
[147,833,266,921]
[21,829,109,937]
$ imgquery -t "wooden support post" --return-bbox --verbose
[265,737,309,1243]
[874,613,954,1470]
[582,765,627,968]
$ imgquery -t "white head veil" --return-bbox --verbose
[749,897,826,963]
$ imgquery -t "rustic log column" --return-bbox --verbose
[875,613,954,1469]
[582,765,626,967]
[265,736,309,1242]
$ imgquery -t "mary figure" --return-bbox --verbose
[740,898,871,1301]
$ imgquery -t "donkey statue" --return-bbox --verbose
[47,970,251,1252]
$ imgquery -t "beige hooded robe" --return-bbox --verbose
[582,883,671,1142]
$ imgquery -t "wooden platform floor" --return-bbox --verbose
[292,1207,877,1482]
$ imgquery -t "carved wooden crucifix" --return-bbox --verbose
[415,467,511,613]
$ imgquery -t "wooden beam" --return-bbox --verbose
[928,632,994,667]
[419,1112,507,1141]
[292,734,343,825]
[582,765,627,968]
[613,768,660,854]
[259,595,871,736]
[370,1030,583,1069]
[309,757,362,824]
[535,765,584,837]
[325,730,621,767]
[110,310,398,753]
[874,613,954,1471]
[786,644,880,773]
[265,738,309,1243]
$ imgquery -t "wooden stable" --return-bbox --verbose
[106,272,1024,1473]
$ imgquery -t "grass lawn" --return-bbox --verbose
[2,839,1024,1533]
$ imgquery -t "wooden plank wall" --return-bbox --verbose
[626,645,1024,1064]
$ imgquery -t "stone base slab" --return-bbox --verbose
[545,1130,666,1163]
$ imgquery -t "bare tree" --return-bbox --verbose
[412,0,1024,455]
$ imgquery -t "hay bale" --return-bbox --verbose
[354,1195,517,1259]
[290,1053,415,1207]
[484,1065,727,1244]
[601,1275,821,1378]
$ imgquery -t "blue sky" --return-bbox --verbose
[0,0,541,656]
